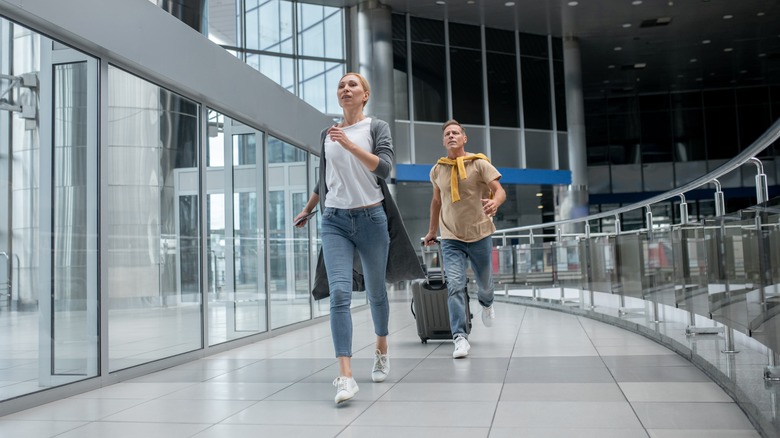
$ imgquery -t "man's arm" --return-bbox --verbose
[423,185,442,246]
[481,179,506,217]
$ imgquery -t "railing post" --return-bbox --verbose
[712,179,725,217]
[749,157,768,204]
[678,194,688,225]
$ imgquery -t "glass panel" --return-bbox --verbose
[207,0,238,47]
[299,59,344,115]
[487,52,519,127]
[450,48,484,124]
[53,61,96,376]
[245,0,293,54]
[207,111,267,345]
[107,66,201,371]
[247,53,294,93]
[393,39,409,120]
[703,90,739,159]
[411,43,447,122]
[233,132,266,333]
[268,136,311,328]
[0,20,99,400]
[521,57,551,130]
[297,3,343,59]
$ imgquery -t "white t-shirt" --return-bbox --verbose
[324,118,384,209]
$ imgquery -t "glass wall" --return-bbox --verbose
[0,18,100,398]
[585,86,780,205]
[206,110,269,345]
[106,66,202,371]
[1,11,324,406]
[390,12,567,181]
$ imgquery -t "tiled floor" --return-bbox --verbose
[0,300,760,437]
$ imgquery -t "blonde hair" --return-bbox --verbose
[442,119,465,134]
[340,72,371,107]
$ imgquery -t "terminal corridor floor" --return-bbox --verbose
[0,300,760,437]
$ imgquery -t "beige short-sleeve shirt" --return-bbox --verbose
[430,157,502,242]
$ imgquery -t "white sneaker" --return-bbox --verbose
[453,335,470,359]
[482,305,495,327]
[371,349,389,382]
[333,376,359,404]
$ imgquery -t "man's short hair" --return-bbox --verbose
[442,119,465,134]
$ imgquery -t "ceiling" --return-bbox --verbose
[332,0,780,99]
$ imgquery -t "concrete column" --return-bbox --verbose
[558,36,589,232]
[158,0,207,35]
[354,0,395,136]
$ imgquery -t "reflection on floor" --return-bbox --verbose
[0,300,760,437]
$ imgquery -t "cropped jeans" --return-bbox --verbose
[440,236,495,339]
[320,204,390,357]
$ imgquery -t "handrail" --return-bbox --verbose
[494,116,780,236]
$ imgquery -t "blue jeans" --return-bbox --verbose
[321,205,390,357]
[441,236,495,339]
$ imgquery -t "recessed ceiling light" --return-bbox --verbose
[759,53,766,58]
[636,77,641,82]
[634,63,647,68]
[435,0,446,4]
[677,74,684,78]
[632,0,642,4]
[536,193,543,197]
[608,64,616,69]
[568,1,578,5]
[696,77,703,81]
[724,47,733,52]
[604,80,610,84]
[622,23,632,28]
[730,79,736,83]
[614,46,622,51]
[723,14,733,19]
[537,205,544,209]
[740,70,747,74]
[757,12,765,16]
[690,58,697,63]
[505,1,515,6]
[702,39,711,44]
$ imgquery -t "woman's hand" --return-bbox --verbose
[294,210,311,228]
[327,125,355,151]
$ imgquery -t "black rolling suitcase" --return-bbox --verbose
[411,240,472,344]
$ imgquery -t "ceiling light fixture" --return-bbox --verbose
[634,63,647,68]
[696,77,703,81]
[568,1,578,5]
[702,39,711,44]
[723,14,733,19]
[435,0,446,4]
[608,64,616,69]
[690,58,697,63]
[537,205,544,209]
[505,1,515,6]
[614,46,622,51]
[622,23,632,28]
[724,47,733,52]
[759,53,766,58]
[536,193,543,197]
[757,12,765,16]
[632,0,642,4]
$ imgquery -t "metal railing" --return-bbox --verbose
[490,116,780,437]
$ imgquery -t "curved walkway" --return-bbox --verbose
[0,298,759,437]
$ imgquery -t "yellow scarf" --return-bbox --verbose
[436,153,490,202]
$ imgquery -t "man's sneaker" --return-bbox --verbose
[453,335,470,359]
[371,349,389,382]
[482,305,495,327]
[333,376,359,404]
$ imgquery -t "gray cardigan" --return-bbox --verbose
[311,118,424,299]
